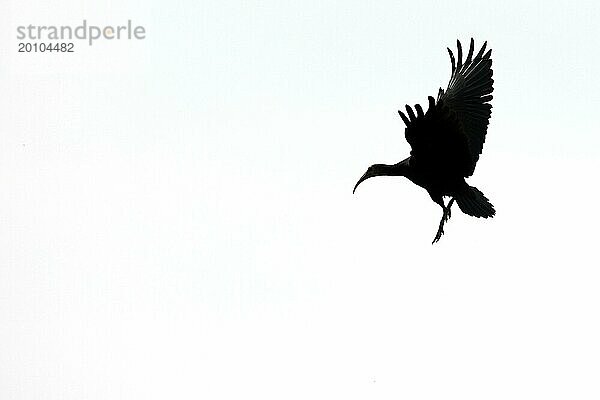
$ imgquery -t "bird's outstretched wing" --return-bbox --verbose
[438,39,494,176]
[398,96,472,177]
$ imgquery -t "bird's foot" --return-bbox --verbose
[432,227,444,244]
[433,207,451,244]
[432,198,454,244]
[432,223,445,244]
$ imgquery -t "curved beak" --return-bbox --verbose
[353,170,373,194]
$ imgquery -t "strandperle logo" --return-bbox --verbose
[16,20,146,46]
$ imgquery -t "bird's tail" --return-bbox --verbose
[455,185,495,218]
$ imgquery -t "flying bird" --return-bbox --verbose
[353,39,495,243]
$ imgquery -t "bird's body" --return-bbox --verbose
[354,39,495,243]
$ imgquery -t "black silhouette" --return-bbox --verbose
[353,39,495,243]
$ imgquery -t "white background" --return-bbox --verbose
[1,1,600,399]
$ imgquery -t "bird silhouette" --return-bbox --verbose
[353,39,495,244]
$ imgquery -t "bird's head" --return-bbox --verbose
[353,163,404,194]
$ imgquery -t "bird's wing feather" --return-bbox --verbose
[438,39,494,177]
[398,96,471,177]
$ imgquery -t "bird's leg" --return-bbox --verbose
[432,212,446,244]
[432,198,453,244]
[445,198,455,221]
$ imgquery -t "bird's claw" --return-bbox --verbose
[433,205,451,244]
[432,227,444,244]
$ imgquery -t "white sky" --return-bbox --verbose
[1,1,600,399]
